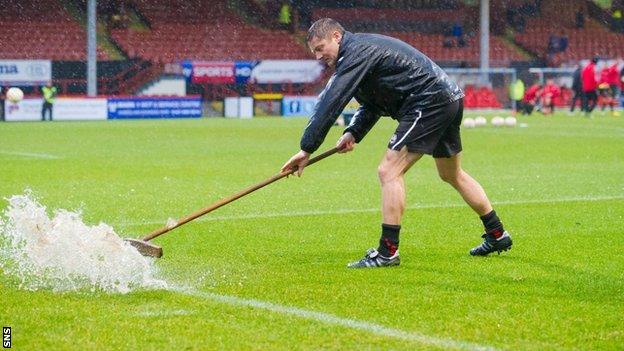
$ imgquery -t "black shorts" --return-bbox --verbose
[387,98,463,158]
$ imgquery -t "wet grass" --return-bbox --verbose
[1,112,623,350]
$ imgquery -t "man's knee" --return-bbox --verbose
[438,168,460,185]
[377,162,395,184]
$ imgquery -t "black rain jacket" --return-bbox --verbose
[300,31,464,154]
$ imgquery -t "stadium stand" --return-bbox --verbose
[0,0,109,60]
[309,4,524,67]
[109,0,309,62]
[514,0,624,64]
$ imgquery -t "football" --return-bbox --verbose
[6,87,24,103]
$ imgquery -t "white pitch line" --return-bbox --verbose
[172,287,498,351]
[134,309,194,317]
[119,194,624,227]
[0,151,61,159]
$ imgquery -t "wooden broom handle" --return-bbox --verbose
[142,147,340,241]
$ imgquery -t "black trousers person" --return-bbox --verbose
[569,89,582,112]
[582,91,597,113]
[42,101,53,121]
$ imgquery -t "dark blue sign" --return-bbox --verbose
[181,60,193,80]
[107,97,202,119]
[234,61,257,84]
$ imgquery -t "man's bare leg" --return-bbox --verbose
[347,147,421,268]
[434,153,492,216]
[378,147,422,225]
[435,152,512,255]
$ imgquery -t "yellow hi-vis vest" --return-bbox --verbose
[42,86,57,104]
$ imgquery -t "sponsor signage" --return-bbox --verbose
[190,61,235,84]
[4,97,108,121]
[181,60,323,84]
[0,60,52,85]
[234,61,257,84]
[251,60,323,83]
[53,98,108,120]
[107,96,202,119]
[282,95,318,117]
[4,99,43,121]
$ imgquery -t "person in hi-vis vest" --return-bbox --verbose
[41,82,57,121]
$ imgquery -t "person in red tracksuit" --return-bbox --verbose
[541,79,561,115]
[605,61,621,116]
[520,82,542,115]
[581,57,599,115]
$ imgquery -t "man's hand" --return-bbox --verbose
[336,132,355,153]
[281,150,310,177]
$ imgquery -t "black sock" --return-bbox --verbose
[480,210,504,239]
[378,224,400,257]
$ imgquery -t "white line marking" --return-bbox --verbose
[0,151,61,159]
[172,287,498,351]
[118,194,624,227]
[134,309,193,317]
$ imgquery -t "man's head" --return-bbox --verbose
[306,18,345,68]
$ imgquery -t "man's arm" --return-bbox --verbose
[343,104,381,143]
[300,50,377,154]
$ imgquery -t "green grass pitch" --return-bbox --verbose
[1,112,623,350]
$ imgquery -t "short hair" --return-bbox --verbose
[306,18,345,42]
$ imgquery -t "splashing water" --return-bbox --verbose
[0,192,167,293]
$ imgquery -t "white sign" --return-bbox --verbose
[4,97,108,121]
[4,99,43,121]
[0,60,52,85]
[251,60,323,83]
[53,98,108,121]
[282,96,318,117]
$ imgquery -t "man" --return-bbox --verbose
[281,18,512,268]
[598,62,619,115]
[509,78,525,114]
[581,57,598,116]
[41,81,57,121]
[0,87,5,122]
[541,79,560,115]
[521,82,542,115]
[570,64,583,113]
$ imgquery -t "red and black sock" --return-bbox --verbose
[480,210,505,240]
[378,223,400,257]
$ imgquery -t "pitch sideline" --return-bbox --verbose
[171,287,499,351]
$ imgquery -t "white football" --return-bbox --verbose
[6,87,24,103]
[462,117,475,128]
[505,116,517,127]
[491,116,505,127]
[474,116,487,126]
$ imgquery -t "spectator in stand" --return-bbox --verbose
[278,1,292,32]
[451,21,466,47]
[541,79,560,115]
[443,36,454,48]
[558,30,568,52]
[581,57,599,116]
[570,64,583,114]
[612,7,623,32]
[547,33,560,55]
[520,82,542,115]
[575,8,585,28]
